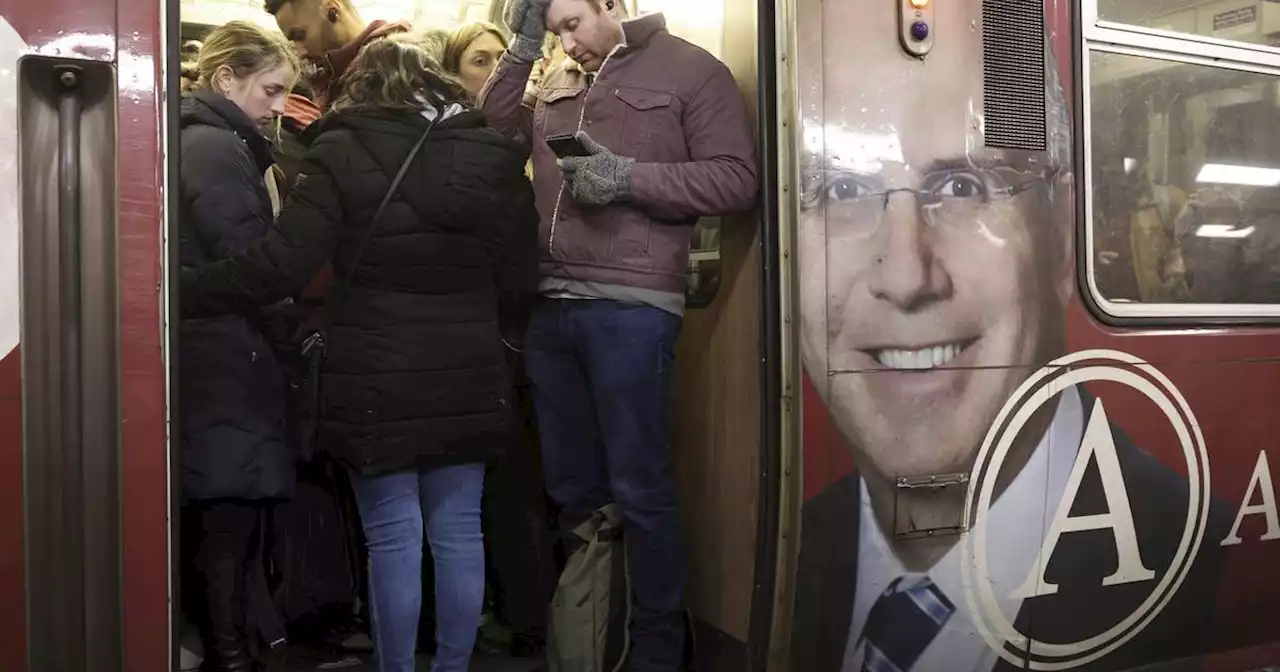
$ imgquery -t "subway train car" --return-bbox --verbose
[787,0,1280,670]
[4,0,1280,669]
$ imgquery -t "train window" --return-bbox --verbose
[1096,0,1280,50]
[685,217,722,309]
[1085,46,1280,317]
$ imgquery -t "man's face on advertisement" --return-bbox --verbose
[796,0,1074,483]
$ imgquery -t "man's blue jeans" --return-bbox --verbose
[349,463,485,672]
[524,298,686,671]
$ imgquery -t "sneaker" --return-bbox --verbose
[339,631,374,652]
[177,619,203,671]
[178,644,202,672]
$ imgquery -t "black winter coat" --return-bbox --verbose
[180,106,540,476]
[178,90,294,501]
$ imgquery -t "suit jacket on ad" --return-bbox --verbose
[790,415,1231,671]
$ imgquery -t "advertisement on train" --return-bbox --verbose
[792,0,1280,670]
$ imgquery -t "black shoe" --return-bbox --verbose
[196,556,257,672]
[200,617,261,672]
[511,632,546,659]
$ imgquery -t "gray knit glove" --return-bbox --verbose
[503,0,548,62]
[560,131,635,207]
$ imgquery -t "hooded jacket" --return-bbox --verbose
[180,105,540,475]
[312,20,412,110]
[178,89,294,501]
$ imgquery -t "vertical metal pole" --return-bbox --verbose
[55,63,85,672]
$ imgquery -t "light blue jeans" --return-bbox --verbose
[350,463,486,672]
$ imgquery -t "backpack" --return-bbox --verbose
[547,504,632,672]
[268,457,362,648]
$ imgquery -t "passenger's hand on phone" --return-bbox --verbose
[560,131,635,206]
[504,0,549,62]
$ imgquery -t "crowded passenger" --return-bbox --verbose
[179,39,203,93]
[482,0,758,667]
[180,34,539,672]
[1171,103,1280,303]
[442,21,561,659]
[1092,151,1190,303]
[443,22,508,101]
[177,20,300,672]
[263,0,417,393]
[272,80,320,198]
[265,0,412,110]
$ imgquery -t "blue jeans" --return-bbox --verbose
[350,463,486,672]
[524,298,686,671]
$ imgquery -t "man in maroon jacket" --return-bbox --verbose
[481,0,757,668]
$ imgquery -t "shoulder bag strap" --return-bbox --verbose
[322,121,435,328]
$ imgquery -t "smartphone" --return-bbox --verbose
[546,133,591,158]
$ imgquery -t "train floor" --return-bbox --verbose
[178,630,545,672]
[260,648,543,671]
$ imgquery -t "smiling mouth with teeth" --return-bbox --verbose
[871,341,973,370]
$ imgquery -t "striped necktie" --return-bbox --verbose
[859,575,956,672]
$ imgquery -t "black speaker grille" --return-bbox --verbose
[982,0,1046,151]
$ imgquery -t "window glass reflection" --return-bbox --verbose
[1098,0,1280,49]
[1089,49,1280,304]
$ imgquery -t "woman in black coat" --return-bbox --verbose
[180,37,539,672]
[177,21,299,672]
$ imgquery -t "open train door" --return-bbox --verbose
[0,0,170,670]
[651,0,786,663]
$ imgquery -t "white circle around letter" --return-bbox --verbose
[960,350,1209,670]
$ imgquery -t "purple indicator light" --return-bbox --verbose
[911,20,930,41]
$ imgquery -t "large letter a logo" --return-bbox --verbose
[963,350,1209,669]
[1011,399,1157,598]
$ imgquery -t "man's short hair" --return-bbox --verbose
[265,0,350,15]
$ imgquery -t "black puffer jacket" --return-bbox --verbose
[181,106,539,476]
[178,89,294,501]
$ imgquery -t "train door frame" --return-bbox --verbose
[5,0,172,666]
[159,1,794,669]
[749,0,786,664]
[164,0,185,668]
[755,0,802,666]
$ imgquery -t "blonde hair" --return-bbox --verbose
[443,22,508,75]
[410,28,453,63]
[194,20,300,93]
[330,36,467,113]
